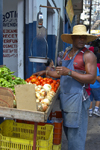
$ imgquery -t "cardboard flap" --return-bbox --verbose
[15,84,37,111]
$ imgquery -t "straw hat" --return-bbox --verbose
[61,25,98,44]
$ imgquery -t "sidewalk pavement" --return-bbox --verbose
[52,99,100,150]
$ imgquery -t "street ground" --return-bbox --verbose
[53,99,100,150]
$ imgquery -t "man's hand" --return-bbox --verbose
[56,66,70,76]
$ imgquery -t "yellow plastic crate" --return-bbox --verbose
[0,120,53,150]
[53,144,61,150]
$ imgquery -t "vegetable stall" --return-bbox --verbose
[0,66,61,150]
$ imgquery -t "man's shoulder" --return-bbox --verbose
[84,49,96,62]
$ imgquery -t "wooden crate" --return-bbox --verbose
[0,86,60,122]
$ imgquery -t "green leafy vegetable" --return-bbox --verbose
[0,66,26,94]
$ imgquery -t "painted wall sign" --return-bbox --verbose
[3,0,18,76]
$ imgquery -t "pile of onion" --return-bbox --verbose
[35,84,56,112]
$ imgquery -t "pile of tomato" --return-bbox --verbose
[25,75,60,93]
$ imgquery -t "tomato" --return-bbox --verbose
[43,78,47,81]
[46,78,53,84]
[51,83,55,88]
[31,75,37,78]
[35,81,40,86]
[30,76,36,80]
[37,76,43,80]
[55,83,59,88]
[25,78,30,82]
[46,80,51,84]
[53,80,57,84]
[31,78,37,83]
[42,81,47,86]
[49,78,53,83]
[51,87,56,93]
[56,79,60,83]
[40,78,43,83]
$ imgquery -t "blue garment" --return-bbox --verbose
[90,88,100,101]
[63,98,90,150]
[48,66,55,71]
[90,67,100,88]
[60,49,90,150]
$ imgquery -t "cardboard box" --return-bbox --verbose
[15,84,37,111]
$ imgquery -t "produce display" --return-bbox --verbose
[0,66,60,112]
[0,66,26,94]
[25,75,60,112]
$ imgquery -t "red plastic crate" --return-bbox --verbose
[49,111,63,145]
[16,111,63,145]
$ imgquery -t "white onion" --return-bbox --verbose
[42,103,48,112]
[37,85,43,89]
[36,92,41,98]
[41,98,50,105]
[37,103,43,111]
[43,84,51,92]
[46,96,52,102]
[40,89,47,97]
[36,99,39,103]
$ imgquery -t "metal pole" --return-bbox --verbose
[55,9,61,67]
[40,5,60,10]
[89,0,92,33]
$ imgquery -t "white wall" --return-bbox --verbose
[17,0,24,79]
[48,0,58,36]
[53,0,65,19]
[25,0,37,24]
[26,0,47,28]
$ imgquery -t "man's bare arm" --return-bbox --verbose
[56,51,97,84]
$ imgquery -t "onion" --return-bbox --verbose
[46,95,52,102]
[40,89,47,97]
[37,103,43,111]
[42,103,48,112]
[49,90,55,96]
[41,98,50,106]
[38,96,44,102]
[35,87,42,92]
[47,93,54,98]
[37,103,48,112]
[37,85,43,89]
[36,92,41,98]
[43,84,51,92]
[36,99,39,103]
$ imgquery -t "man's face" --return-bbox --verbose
[72,35,87,49]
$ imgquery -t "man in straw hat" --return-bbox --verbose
[32,24,98,150]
